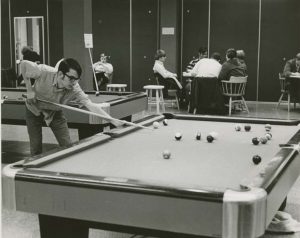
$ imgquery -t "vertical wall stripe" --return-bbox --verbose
[46,0,50,64]
[130,0,132,91]
[157,0,160,49]
[256,0,261,101]
[207,0,211,55]
[8,0,12,67]
[180,0,183,77]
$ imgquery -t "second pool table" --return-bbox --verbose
[3,113,300,238]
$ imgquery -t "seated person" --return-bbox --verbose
[153,49,182,98]
[218,48,247,82]
[92,53,113,91]
[236,50,247,72]
[283,53,300,103]
[185,46,208,72]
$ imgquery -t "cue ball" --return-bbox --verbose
[252,155,262,165]
[252,137,260,145]
[196,132,201,140]
[153,121,160,129]
[235,124,242,131]
[162,150,171,159]
[206,135,214,143]
[162,119,168,126]
[265,133,272,140]
[260,136,268,144]
[175,132,182,140]
[265,124,272,132]
[244,124,251,132]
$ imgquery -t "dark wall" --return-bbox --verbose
[92,0,130,87]
[132,0,159,91]
[182,0,209,71]
[259,0,300,101]
[1,0,11,68]
[210,0,259,101]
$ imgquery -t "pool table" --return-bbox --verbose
[3,113,300,238]
[1,88,147,139]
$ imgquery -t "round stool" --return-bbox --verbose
[143,85,165,114]
[107,84,127,92]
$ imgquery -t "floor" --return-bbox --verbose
[2,101,300,238]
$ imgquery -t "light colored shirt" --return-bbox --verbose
[93,62,113,77]
[22,61,90,126]
[190,58,222,78]
[153,60,176,79]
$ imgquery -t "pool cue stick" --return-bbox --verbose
[88,48,100,95]
[23,95,152,130]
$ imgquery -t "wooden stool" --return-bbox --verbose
[166,89,180,110]
[107,84,127,92]
[143,85,165,114]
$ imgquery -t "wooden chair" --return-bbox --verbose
[221,76,249,116]
[277,73,295,112]
[154,73,180,110]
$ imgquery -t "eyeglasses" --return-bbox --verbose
[64,73,80,83]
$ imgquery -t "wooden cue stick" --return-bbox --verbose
[88,48,100,93]
[33,97,152,130]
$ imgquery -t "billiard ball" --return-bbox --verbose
[95,91,100,96]
[153,121,160,129]
[265,133,272,140]
[175,132,182,140]
[209,131,218,139]
[252,137,260,145]
[206,135,214,143]
[252,155,262,165]
[162,150,171,159]
[265,124,272,132]
[162,119,168,126]
[2,95,8,100]
[235,124,242,131]
[244,124,251,132]
[196,132,201,140]
[259,136,268,144]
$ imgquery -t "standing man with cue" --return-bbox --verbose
[21,58,122,156]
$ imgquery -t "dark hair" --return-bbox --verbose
[226,48,237,59]
[155,49,166,60]
[211,52,221,62]
[58,58,82,77]
[198,46,208,55]
[21,46,33,55]
[236,50,246,60]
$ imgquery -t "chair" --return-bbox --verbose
[154,73,180,110]
[143,85,165,114]
[221,76,249,116]
[277,73,296,112]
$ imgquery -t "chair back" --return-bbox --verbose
[278,73,287,93]
[154,72,164,85]
[221,76,248,96]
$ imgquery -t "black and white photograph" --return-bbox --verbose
[1,0,300,237]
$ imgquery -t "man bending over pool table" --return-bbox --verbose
[21,58,120,156]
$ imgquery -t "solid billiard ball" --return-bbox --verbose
[95,91,100,96]
[162,150,171,159]
[206,135,214,143]
[260,136,268,144]
[265,124,272,132]
[162,119,168,126]
[252,155,262,165]
[252,137,260,145]
[196,132,201,140]
[265,133,272,140]
[235,124,242,131]
[244,124,251,132]
[153,121,160,129]
[175,132,182,140]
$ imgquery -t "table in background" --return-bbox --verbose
[1,88,147,139]
[3,113,300,238]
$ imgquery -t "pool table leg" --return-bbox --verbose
[39,214,89,238]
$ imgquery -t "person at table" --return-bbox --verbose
[218,48,247,82]
[92,53,113,91]
[283,53,300,103]
[17,46,41,86]
[153,49,182,98]
[21,58,120,156]
[185,46,208,72]
[236,49,247,73]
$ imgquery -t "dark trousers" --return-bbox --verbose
[25,107,72,156]
[93,72,109,91]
